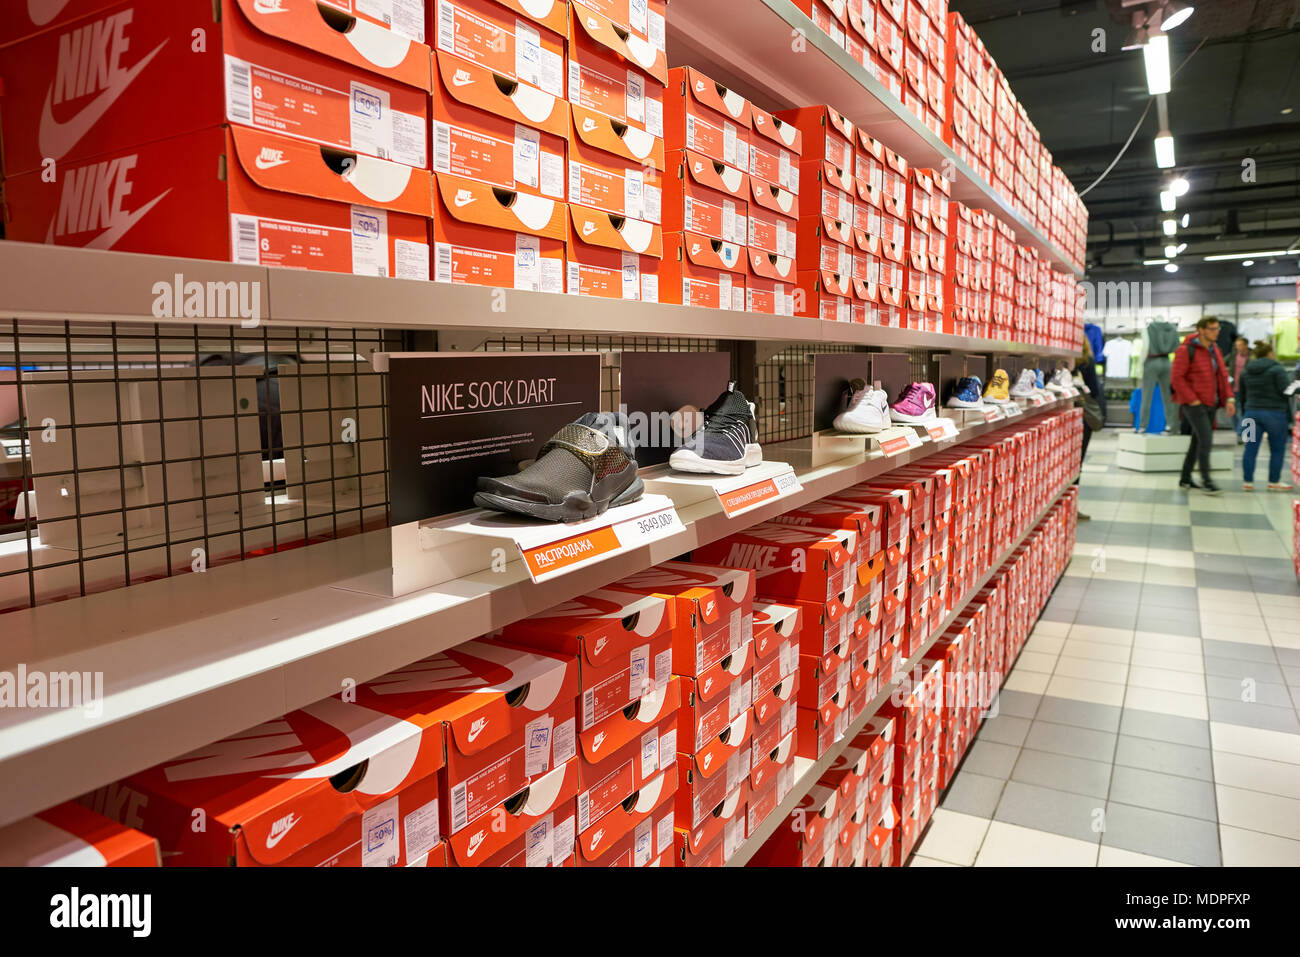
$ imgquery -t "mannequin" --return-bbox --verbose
[1140,319,1179,433]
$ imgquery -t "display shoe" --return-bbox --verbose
[889,382,938,424]
[1009,369,1038,398]
[474,411,643,522]
[983,369,1014,405]
[669,384,762,475]
[1045,369,1072,395]
[1034,369,1047,392]
[833,378,891,433]
[945,376,985,410]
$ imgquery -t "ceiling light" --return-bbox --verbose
[1159,190,1176,212]
[1155,131,1176,168]
[1144,33,1172,96]
[1180,213,1189,228]
[1164,263,1179,273]
[1241,260,1255,267]
[1176,243,1187,253]
[1170,177,1190,197]
[1164,244,1178,258]
[1283,107,1294,115]
[1163,219,1177,236]
[1203,249,1300,262]
[1161,1,1195,31]
[1143,258,1169,266]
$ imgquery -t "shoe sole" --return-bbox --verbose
[889,411,937,424]
[945,399,983,409]
[1201,487,1223,496]
[833,416,887,433]
[474,476,645,523]
[669,443,762,476]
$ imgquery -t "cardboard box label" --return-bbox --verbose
[578,759,636,833]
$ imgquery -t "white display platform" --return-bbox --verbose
[1117,432,1233,473]
[643,459,802,519]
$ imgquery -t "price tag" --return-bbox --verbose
[612,507,682,545]
[1029,393,1047,407]
[982,407,1004,423]
[879,433,912,456]
[1003,402,1022,417]
[517,497,682,582]
[926,418,960,441]
[716,467,802,517]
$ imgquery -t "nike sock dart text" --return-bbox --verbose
[669,387,762,475]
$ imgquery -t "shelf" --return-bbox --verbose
[0,394,1075,827]
[725,472,1080,866]
[667,0,1083,278]
[0,242,1076,357]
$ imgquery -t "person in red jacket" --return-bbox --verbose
[1171,316,1235,495]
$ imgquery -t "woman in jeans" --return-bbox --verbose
[1237,340,1295,491]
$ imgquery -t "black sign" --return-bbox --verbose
[619,352,731,465]
[871,353,912,407]
[387,353,601,523]
[811,353,871,431]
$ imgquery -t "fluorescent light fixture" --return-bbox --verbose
[1203,249,1300,262]
[1162,1,1195,31]
[1155,131,1176,168]
[1170,177,1190,197]
[1144,33,1172,96]
[1241,260,1255,267]
[1163,219,1177,236]
[1164,263,1179,273]
[1164,244,1178,258]
[1159,190,1176,212]
[1177,243,1187,253]
[1180,213,1189,228]
[1143,258,1170,266]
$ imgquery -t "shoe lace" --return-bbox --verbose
[897,383,920,405]
[700,396,752,443]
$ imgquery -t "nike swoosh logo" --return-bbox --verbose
[452,75,474,87]
[28,0,71,25]
[253,0,288,12]
[40,38,168,161]
[454,195,475,207]
[255,156,289,170]
[466,721,486,742]
[264,817,300,849]
[45,188,171,249]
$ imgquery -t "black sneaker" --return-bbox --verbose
[1178,479,1199,490]
[669,384,761,476]
[1202,482,1223,496]
[474,412,643,522]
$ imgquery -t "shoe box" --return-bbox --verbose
[565,0,667,300]
[748,105,802,258]
[444,759,578,866]
[747,777,840,867]
[943,200,989,338]
[2,0,434,273]
[576,766,677,866]
[677,787,748,865]
[750,601,802,728]
[0,801,159,867]
[745,757,798,847]
[793,0,848,48]
[903,167,947,333]
[746,247,799,316]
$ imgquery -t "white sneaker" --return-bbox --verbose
[834,378,891,433]
[1009,369,1038,398]
[1045,370,1072,395]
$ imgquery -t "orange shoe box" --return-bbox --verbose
[676,740,751,831]
[1,801,159,867]
[794,0,848,47]
[746,249,798,315]
[662,153,749,244]
[664,66,751,172]
[795,269,854,322]
[658,232,747,309]
[797,216,855,279]
[568,4,667,151]
[433,0,566,100]
[5,125,432,273]
[776,103,854,173]
[566,206,661,299]
[574,0,668,54]
[575,768,677,866]
[0,0,432,179]
[749,103,803,193]
[676,780,746,864]
[444,760,578,866]
[748,202,799,262]
[746,756,797,839]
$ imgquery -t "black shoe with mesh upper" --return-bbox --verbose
[473,412,644,522]
[668,385,762,476]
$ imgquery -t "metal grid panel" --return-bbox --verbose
[0,321,396,613]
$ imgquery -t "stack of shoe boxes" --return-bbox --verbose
[840,717,898,866]
[662,67,751,308]
[565,0,667,300]
[844,0,876,77]
[904,168,949,333]
[990,217,1017,339]
[748,777,842,867]
[901,0,947,139]
[431,0,568,292]
[864,476,930,658]
[854,132,910,327]
[744,602,802,846]
[925,622,971,790]
[693,524,858,763]
[747,104,803,316]
[943,12,993,184]
[990,69,1016,203]
[944,201,984,337]
[1,0,434,273]
[878,660,939,863]
[780,105,857,322]
[1013,244,1038,343]
[604,562,755,867]
[497,586,680,867]
[795,0,850,48]
[0,801,160,868]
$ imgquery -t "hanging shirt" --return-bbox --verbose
[1102,337,1132,377]
[1236,316,1274,347]
[1274,317,1299,360]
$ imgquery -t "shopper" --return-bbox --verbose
[1230,336,1250,439]
[1237,340,1295,491]
[1072,341,1105,521]
[1171,316,1234,495]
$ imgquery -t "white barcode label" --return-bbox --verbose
[224,56,253,124]
[719,272,732,310]
[541,151,564,198]
[724,813,745,859]
[646,97,663,138]
[621,250,639,300]
[696,640,704,674]
[567,261,580,294]
[435,242,452,282]
[433,122,451,172]
[451,781,469,833]
[686,114,697,151]
[514,232,541,291]
[568,59,581,103]
[231,215,260,265]
[655,650,671,692]
[403,799,440,862]
[640,728,659,778]
[583,688,596,729]
[781,701,796,736]
[641,271,658,302]
[648,9,666,50]
[656,813,673,857]
[630,643,650,699]
[437,0,455,50]
[724,122,737,167]
[633,817,653,866]
[525,815,553,867]
[553,717,576,765]
[780,150,792,189]
[393,239,429,280]
[626,69,645,125]
[660,729,676,770]
[684,195,695,227]
[555,815,576,861]
[514,124,540,188]
[577,789,591,833]
[729,608,742,647]
[723,200,737,242]
[568,160,582,204]
[624,168,644,220]
[516,20,543,89]
[524,714,553,776]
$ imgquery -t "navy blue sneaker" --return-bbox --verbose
[945,376,985,410]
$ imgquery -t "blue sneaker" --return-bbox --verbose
[946,376,985,409]
[1034,369,1045,390]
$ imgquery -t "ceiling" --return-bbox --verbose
[949,0,1300,278]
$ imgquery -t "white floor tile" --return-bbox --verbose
[1146,547,1196,568]
[1029,620,1072,638]
[1014,650,1060,674]
[913,809,991,866]
[1215,784,1300,841]
[1123,685,1209,720]
[1269,631,1300,650]
[1143,565,1198,586]
[1219,825,1300,866]
[974,822,1099,867]
[1209,722,1300,766]
[1023,635,1066,656]
[1263,617,1300,636]
[1046,674,1128,707]
[1067,624,1135,645]
[1126,666,1207,696]
[1054,655,1130,684]
[1097,846,1193,867]
[1129,646,1205,674]
[907,855,960,867]
[1102,546,1148,564]
[1201,625,1272,646]
[1212,751,1300,799]
[1197,587,1261,605]
[1003,669,1051,695]
[1060,639,1133,663]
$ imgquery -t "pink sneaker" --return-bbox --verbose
[890,382,937,424]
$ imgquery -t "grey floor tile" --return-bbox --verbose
[1275,648,1300,667]
[1193,553,1240,574]
[1036,696,1123,733]
[992,689,1042,719]
[1079,488,1124,501]
[1012,748,1112,798]
[1073,607,1139,629]
[1119,708,1211,748]
[1203,639,1282,663]
[1102,802,1221,866]
[1282,664,1300,686]
[1135,611,1202,636]
[940,771,1006,818]
[1024,720,1118,763]
[1040,604,1077,623]
[976,713,1032,747]
[1113,735,1214,781]
[1190,511,1275,529]
[1075,524,1109,544]
[1249,576,1300,597]
[1242,557,1300,579]
[1152,528,1194,550]
[1204,656,1285,684]
[1207,697,1300,733]
[1205,675,1294,708]
[1196,570,1256,591]
[995,781,1103,844]
[1139,584,1198,608]
[961,739,1021,779]
[1108,766,1218,821]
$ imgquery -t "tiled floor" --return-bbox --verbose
[913,429,1300,867]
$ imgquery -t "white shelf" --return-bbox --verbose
[0,242,1077,357]
[724,472,1080,866]
[667,0,1083,277]
[0,394,1074,827]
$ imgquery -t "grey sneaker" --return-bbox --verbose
[669,385,761,475]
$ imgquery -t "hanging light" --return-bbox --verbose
[1241,260,1255,267]
[1180,213,1190,228]
[1161,1,1195,31]
[1170,177,1190,197]
[1144,32,1172,95]
[1164,263,1179,273]
[1159,190,1176,212]
[1163,219,1177,236]
[1154,131,1176,168]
